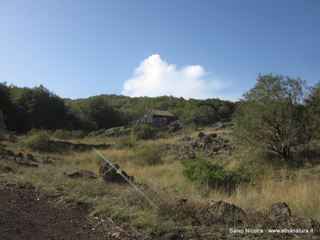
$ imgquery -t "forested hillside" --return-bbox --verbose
[0,83,235,133]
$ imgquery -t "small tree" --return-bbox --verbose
[233,74,311,160]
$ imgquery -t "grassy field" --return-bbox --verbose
[0,126,319,237]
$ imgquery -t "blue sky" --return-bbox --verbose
[0,0,319,100]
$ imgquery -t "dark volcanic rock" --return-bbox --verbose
[180,136,192,142]
[26,153,37,162]
[66,170,98,180]
[15,152,24,160]
[1,149,38,167]
[198,132,205,138]
[192,133,232,156]
[99,162,133,184]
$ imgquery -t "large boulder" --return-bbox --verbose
[99,161,133,183]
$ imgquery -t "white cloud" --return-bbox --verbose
[121,54,230,99]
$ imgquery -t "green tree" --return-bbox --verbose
[307,82,320,139]
[181,104,218,127]
[0,83,19,131]
[10,85,67,132]
[80,97,125,130]
[233,74,311,160]
[0,111,6,138]
[133,124,157,140]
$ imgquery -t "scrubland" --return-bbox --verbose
[0,126,319,238]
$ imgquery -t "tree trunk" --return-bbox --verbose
[282,146,291,160]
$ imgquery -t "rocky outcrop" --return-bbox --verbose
[173,199,320,232]
[192,132,233,156]
[0,150,39,167]
[159,132,233,161]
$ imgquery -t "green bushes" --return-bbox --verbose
[133,145,163,165]
[133,124,158,140]
[24,130,52,152]
[182,157,249,191]
[117,136,136,148]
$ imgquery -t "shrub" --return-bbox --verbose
[133,145,163,165]
[24,130,52,152]
[133,124,157,140]
[182,157,249,191]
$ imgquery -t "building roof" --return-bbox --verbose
[145,109,175,117]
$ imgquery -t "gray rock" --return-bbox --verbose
[192,134,232,156]
[208,200,246,223]
[268,202,291,221]
[305,218,320,229]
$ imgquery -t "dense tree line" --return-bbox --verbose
[0,84,67,133]
[68,94,235,128]
[0,83,235,133]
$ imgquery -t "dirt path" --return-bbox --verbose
[0,185,145,240]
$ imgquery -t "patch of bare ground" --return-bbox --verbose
[0,185,146,240]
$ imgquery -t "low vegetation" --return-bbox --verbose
[23,130,52,152]
[133,124,158,140]
[182,157,249,191]
[133,144,163,166]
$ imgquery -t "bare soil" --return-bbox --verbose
[0,185,145,240]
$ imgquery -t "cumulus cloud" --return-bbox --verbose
[122,54,230,99]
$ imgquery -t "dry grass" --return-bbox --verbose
[208,172,320,220]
